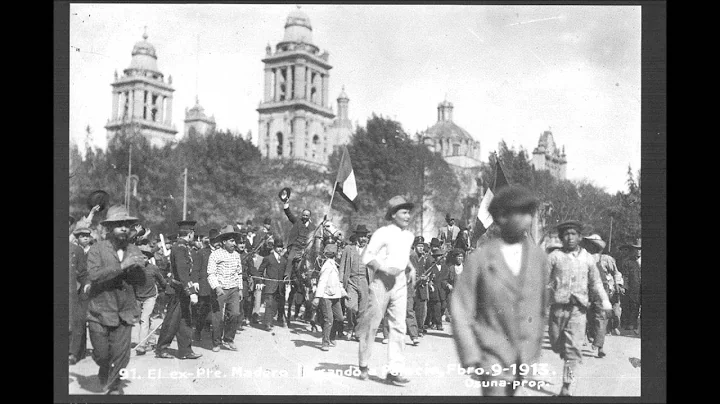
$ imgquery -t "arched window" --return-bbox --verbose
[276,132,284,157]
[312,134,319,158]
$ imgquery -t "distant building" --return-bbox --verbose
[105,30,178,148]
[184,96,216,137]
[418,99,483,238]
[256,7,353,171]
[531,129,567,180]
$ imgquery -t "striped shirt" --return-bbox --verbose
[207,248,243,290]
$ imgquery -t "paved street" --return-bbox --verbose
[68,311,640,397]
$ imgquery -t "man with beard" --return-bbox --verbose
[547,220,611,396]
[207,225,244,352]
[339,224,372,341]
[356,196,416,384]
[85,205,147,394]
[155,221,202,360]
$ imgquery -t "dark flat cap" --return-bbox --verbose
[488,185,540,220]
[413,236,425,245]
[556,220,583,233]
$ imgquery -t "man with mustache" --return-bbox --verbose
[85,205,147,394]
[282,193,314,327]
[339,224,372,341]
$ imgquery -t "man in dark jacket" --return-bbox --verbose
[193,228,218,341]
[282,196,314,285]
[133,245,168,355]
[410,237,431,337]
[155,221,202,360]
[85,205,147,394]
[339,224,372,341]
[427,244,449,331]
[452,186,548,396]
[69,240,88,365]
[259,241,289,331]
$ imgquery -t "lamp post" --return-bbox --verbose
[419,135,435,238]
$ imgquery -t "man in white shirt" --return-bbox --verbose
[207,225,244,352]
[356,196,416,384]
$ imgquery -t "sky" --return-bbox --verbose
[68,3,641,194]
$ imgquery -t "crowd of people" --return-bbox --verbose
[68,187,641,396]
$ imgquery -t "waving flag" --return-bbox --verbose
[334,146,358,210]
[474,157,509,240]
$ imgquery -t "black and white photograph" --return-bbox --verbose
[58,2,664,399]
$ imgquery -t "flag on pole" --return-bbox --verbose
[474,156,509,239]
[334,146,358,210]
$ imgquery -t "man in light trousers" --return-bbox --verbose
[356,195,416,384]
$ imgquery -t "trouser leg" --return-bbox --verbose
[386,281,407,375]
[195,296,212,333]
[321,298,333,345]
[358,275,391,368]
[253,288,263,316]
[175,294,195,357]
[155,294,182,352]
[590,303,607,348]
[414,297,427,334]
[87,321,110,385]
[262,293,277,327]
[70,298,88,358]
[88,321,132,391]
[331,298,345,339]
[212,291,229,346]
[405,292,418,338]
[223,288,241,343]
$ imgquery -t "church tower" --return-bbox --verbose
[257,7,336,170]
[105,28,177,148]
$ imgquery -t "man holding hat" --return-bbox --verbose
[619,241,641,334]
[339,224,372,341]
[85,205,147,394]
[133,245,168,355]
[155,220,202,360]
[282,194,315,288]
[451,185,548,396]
[581,234,624,355]
[206,225,244,352]
[356,195,416,384]
[547,219,611,396]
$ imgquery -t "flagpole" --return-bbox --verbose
[183,167,188,220]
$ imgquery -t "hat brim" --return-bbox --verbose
[101,216,139,226]
[385,202,415,220]
[212,232,241,243]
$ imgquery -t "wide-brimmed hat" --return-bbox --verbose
[488,185,540,220]
[582,234,607,251]
[556,220,583,234]
[72,227,92,236]
[87,190,110,211]
[138,244,154,257]
[353,224,370,235]
[619,239,641,250]
[213,225,241,243]
[100,205,138,226]
[431,245,446,256]
[429,237,442,249]
[278,187,292,202]
[384,195,415,220]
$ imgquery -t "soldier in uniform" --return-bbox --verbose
[155,221,202,360]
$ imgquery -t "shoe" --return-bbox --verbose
[131,342,138,348]
[156,351,174,359]
[382,338,388,344]
[612,328,621,336]
[411,338,419,346]
[346,332,354,341]
[193,330,202,341]
[321,344,330,351]
[68,354,78,365]
[106,387,124,395]
[279,321,287,328]
[265,325,273,332]
[136,346,146,355]
[436,326,444,331]
[223,341,238,351]
[212,345,221,352]
[359,366,369,380]
[386,373,410,384]
[251,314,260,324]
[597,349,606,358]
[243,319,250,326]
[179,352,202,360]
[329,340,337,347]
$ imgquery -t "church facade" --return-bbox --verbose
[256,8,353,171]
[531,129,567,180]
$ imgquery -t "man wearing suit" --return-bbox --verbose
[339,224,372,341]
[155,221,202,360]
[193,228,218,342]
[282,196,314,286]
[253,218,274,257]
[410,237,431,337]
[69,238,89,365]
[452,186,548,396]
[259,241,289,331]
[438,215,460,249]
[426,244,449,331]
[85,205,147,394]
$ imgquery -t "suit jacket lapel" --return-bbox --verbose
[487,239,521,296]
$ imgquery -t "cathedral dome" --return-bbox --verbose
[425,120,475,142]
[129,31,159,72]
[283,7,313,44]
